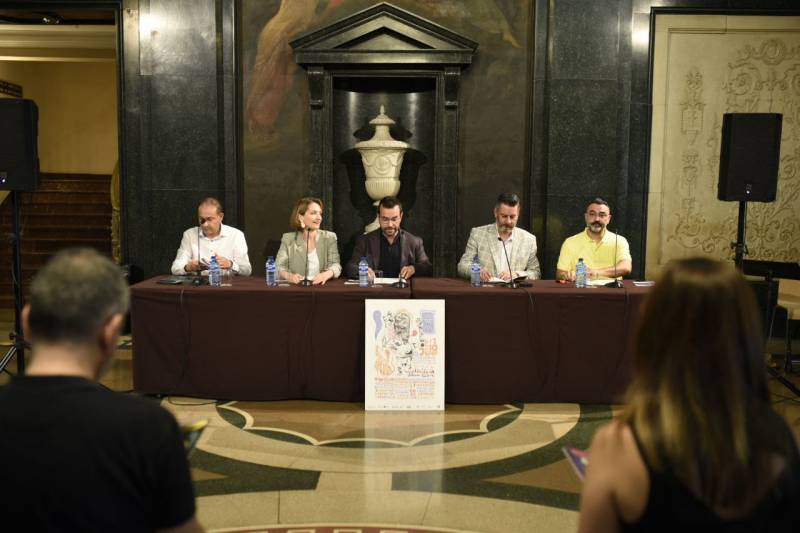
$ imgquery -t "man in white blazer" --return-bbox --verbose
[457,193,541,281]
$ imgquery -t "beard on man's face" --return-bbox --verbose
[499,222,515,232]
[587,221,605,233]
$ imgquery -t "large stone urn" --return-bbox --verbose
[355,106,409,233]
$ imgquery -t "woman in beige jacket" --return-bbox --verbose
[276,197,341,285]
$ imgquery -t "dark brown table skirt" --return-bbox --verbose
[131,277,410,401]
[411,278,649,404]
[132,277,648,403]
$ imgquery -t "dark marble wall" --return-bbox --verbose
[120,0,238,280]
[111,0,799,279]
[532,0,630,278]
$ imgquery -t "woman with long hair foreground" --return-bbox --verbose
[578,257,799,532]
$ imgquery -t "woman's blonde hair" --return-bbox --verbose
[289,197,323,231]
[622,257,786,511]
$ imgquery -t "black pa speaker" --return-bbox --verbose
[718,113,782,202]
[0,98,39,192]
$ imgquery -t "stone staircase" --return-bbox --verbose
[0,173,112,309]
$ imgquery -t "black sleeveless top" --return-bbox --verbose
[621,412,800,532]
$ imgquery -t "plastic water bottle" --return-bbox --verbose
[265,256,277,287]
[470,255,481,287]
[208,255,221,287]
[575,257,587,288]
[358,257,369,288]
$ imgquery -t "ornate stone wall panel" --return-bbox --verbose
[647,15,800,278]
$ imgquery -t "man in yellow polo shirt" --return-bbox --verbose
[556,198,632,281]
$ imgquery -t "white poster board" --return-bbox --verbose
[364,299,445,411]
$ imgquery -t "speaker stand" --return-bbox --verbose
[733,207,799,399]
[0,190,28,375]
[731,201,748,270]
[767,365,800,398]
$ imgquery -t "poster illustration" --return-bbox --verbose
[365,299,445,410]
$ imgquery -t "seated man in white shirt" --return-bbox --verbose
[171,197,252,276]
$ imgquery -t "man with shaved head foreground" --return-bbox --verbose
[0,248,203,532]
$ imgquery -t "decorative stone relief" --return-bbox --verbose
[680,67,705,145]
[649,20,800,277]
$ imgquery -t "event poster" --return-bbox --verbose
[364,299,445,410]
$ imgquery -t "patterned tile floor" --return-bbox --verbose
[1,318,798,533]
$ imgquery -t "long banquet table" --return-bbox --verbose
[131,277,648,403]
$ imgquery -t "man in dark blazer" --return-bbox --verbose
[345,196,432,280]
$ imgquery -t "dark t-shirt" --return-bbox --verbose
[622,411,800,532]
[0,376,196,531]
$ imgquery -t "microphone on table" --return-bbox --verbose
[604,228,623,288]
[299,228,313,286]
[192,223,202,286]
[498,236,519,289]
[392,230,409,288]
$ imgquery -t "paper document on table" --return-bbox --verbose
[485,275,527,284]
[633,281,655,287]
[586,278,612,287]
[344,278,401,285]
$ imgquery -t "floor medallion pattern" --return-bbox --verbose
[165,399,613,526]
[216,401,523,448]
